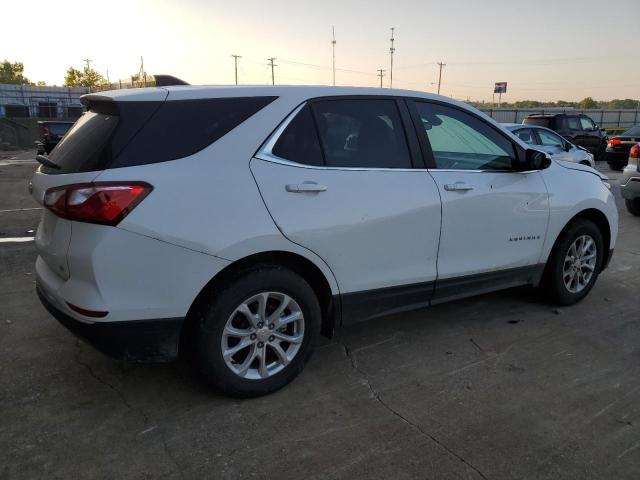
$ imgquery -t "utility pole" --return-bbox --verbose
[231,54,242,85]
[267,57,277,85]
[106,70,110,86]
[377,69,386,88]
[83,58,92,70]
[436,61,446,95]
[389,27,395,88]
[331,26,337,86]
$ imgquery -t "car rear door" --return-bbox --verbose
[251,97,442,323]
[578,115,600,151]
[408,100,549,304]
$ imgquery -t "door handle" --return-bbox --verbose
[444,182,474,192]
[285,181,328,193]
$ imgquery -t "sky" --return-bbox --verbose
[3,0,639,102]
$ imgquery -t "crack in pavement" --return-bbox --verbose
[335,338,490,480]
[74,340,185,479]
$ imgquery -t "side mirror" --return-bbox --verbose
[524,149,551,170]
[564,142,572,152]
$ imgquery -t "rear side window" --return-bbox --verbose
[45,96,276,174]
[47,123,72,136]
[112,97,276,168]
[272,105,324,166]
[513,128,535,145]
[311,99,412,169]
[567,117,581,130]
[523,117,551,128]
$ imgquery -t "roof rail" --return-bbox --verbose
[153,75,190,87]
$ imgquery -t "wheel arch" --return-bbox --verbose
[545,207,611,270]
[181,250,339,353]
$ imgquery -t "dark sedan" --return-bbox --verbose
[35,121,74,155]
[605,125,640,170]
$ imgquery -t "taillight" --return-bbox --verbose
[42,126,49,136]
[630,144,640,158]
[44,182,152,226]
[608,138,621,147]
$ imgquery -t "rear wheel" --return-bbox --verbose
[542,219,604,305]
[195,265,321,397]
[626,198,640,216]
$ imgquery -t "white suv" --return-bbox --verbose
[32,86,618,397]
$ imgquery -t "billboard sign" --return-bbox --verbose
[494,82,507,94]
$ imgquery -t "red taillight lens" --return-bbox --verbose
[631,144,640,159]
[608,138,622,147]
[44,182,153,226]
[42,126,49,136]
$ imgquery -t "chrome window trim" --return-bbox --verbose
[254,101,530,174]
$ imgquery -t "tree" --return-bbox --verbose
[35,81,46,86]
[64,65,105,88]
[0,60,31,84]
[577,97,598,109]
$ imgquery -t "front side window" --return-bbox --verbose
[513,128,536,145]
[537,129,565,148]
[579,117,596,131]
[413,102,515,170]
[310,99,412,169]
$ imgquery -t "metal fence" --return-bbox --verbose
[0,84,89,120]
[480,108,640,129]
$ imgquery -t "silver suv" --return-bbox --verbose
[621,143,640,215]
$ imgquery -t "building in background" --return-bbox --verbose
[0,84,88,120]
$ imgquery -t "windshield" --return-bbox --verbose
[622,126,640,136]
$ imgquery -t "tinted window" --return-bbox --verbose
[622,126,640,136]
[523,117,551,128]
[47,123,72,136]
[272,105,323,166]
[579,116,595,131]
[311,99,412,169]
[48,111,119,173]
[46,96,276,174]
[513,128,535,145]
[414,102,515,170]
[568,117,581,130]
[537,129,565,148]
[112,97,277,168]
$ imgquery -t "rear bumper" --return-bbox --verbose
[37,282,183,361]
[605,151,629,167]
[621,175,640,200]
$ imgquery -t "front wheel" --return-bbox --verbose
[626,198,640,216]
[542,219,604,305]
[195,265,321,397]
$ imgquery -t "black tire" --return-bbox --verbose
[194,265,321,397]
[541,219,604,306]
[626,198,640,216]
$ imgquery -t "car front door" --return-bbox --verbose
[535,128,573,161]
[251,98,442,323]
[578,115,599,151]
[409,100,550,304]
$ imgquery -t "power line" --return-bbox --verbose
[231,54,242,85]
[436,61,446,95]
[267,57,277,85]
[377,69,386,88]
[389,27,395,88]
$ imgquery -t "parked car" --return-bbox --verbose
[522,113,608,160]
[604,125,640,171]
[503,123,595,167]
[621,143,640,215]
[35,121,74,154]
[31,86,617,397]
